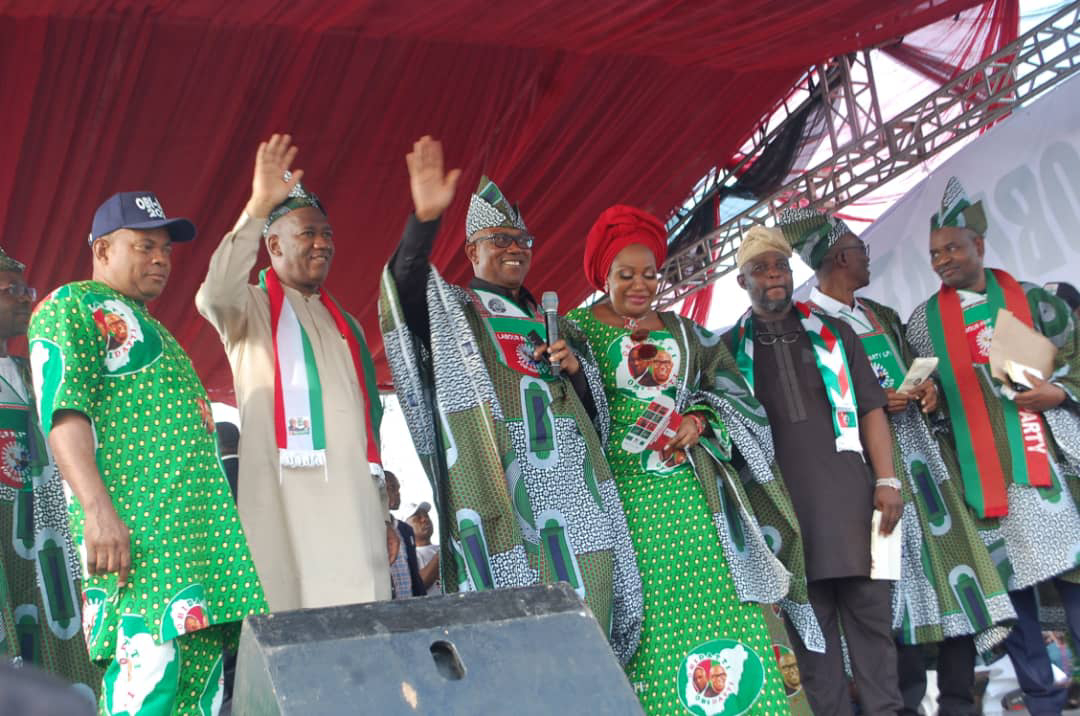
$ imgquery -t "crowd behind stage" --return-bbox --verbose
[3,132,1080,716]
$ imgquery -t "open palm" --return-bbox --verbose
[247,133,304,218]
[407,136,461,222]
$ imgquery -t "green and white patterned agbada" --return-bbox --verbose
[0,353,100,694]
[807,292,1015,651]
[379,266,644,665]
[907,280,1080,599]
[28,280,268,663]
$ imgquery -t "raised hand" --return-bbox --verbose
[406,136,461,222]
[246,134,304,219]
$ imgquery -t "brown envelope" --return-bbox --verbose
[988,308,1057,384]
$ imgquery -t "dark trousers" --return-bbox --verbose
[787,576,903,715]
[1004,579,1080,715]
[897,636,976,716]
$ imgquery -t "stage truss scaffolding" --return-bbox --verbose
[657,2,1080,307]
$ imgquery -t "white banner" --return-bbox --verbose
[801,75,1080,320]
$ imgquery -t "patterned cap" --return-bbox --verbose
[777,207,854,270]
[0,245,24,273]
[930,176,987,236]
[263,174,327,238]
[465,175,527,239]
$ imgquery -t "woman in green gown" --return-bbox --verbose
[565,205,818,715]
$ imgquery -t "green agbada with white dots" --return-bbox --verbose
[28,280,268,661]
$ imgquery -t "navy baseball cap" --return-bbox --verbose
[89,191,196,245]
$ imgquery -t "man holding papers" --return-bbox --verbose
[725,225,903,716]
[789,206,1013,716]
[908,176,1080,715]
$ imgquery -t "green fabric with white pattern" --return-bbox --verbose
[568,307,814,715]
[28,280,267,663]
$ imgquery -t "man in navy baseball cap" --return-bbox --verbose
[89,191,196,245]
[84,191,196,302]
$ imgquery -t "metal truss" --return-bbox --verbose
[657,1,1080,307]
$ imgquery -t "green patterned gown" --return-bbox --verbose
[27,281,268,671]
[568,307,802,716]
[0,354,100,697]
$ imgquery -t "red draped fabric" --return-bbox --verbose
[884,0,1019,87]
[0,0,986,395]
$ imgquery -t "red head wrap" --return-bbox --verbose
[583,204,668,292]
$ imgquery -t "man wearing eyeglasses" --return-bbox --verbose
[790,206,1015,716]
[0,247,100,695]
[724,224,903,715]
[379,136,643,666]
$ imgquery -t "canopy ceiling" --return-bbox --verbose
[0,0,984,396]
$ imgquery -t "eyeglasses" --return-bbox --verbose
[0,284,36,301]
[467,232,535,250]
[756,330,800,346]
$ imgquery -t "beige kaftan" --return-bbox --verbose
[195,213,390,611]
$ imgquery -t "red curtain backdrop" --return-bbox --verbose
[0,0,985,397]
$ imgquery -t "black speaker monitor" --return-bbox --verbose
[233,583,643,715]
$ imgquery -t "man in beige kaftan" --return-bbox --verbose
[196,134,390,610]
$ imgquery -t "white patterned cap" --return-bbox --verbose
[465,175,527,238]
[930,176,987,236]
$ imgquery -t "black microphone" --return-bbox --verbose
[542,291,561,378]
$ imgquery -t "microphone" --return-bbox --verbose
[542,291,561,378]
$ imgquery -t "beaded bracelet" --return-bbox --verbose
[685,412,707,436]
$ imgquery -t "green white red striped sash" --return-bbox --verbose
[260,268,382,476]
[926,268,1052,518]
[733,303,861,453]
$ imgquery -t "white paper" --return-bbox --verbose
[999,359,1044,401]
[896,357,938,394]
[870,510,902,581]
[1004,359,1043,388]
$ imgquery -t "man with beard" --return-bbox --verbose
[724,225,904,715]
[0,246,98,695]
[30,192,266,713]
[790,206,1014,716]
[197,134,390,611]
[906,177,1080,715]
[379,136,642,664]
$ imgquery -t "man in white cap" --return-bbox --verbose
[405,501,441,596]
